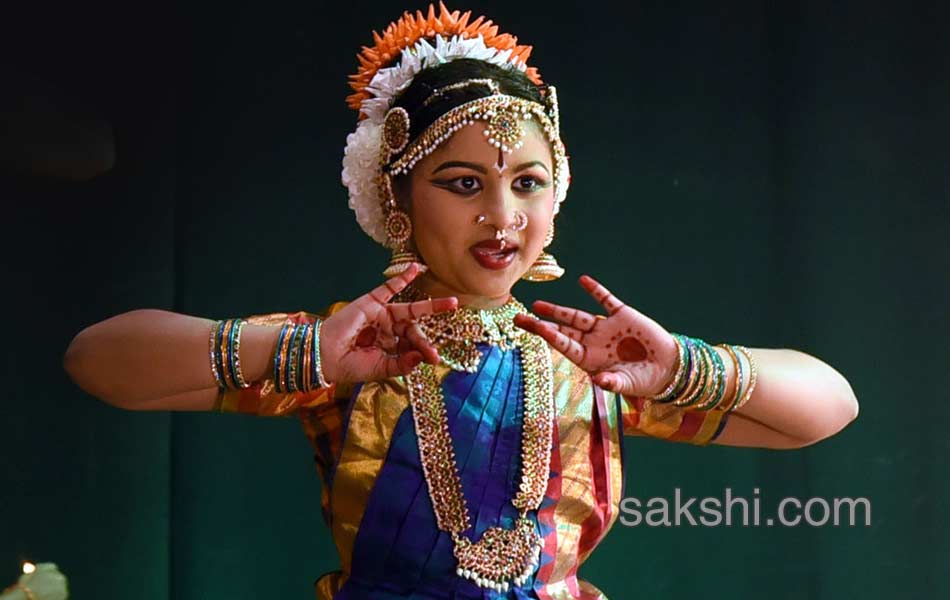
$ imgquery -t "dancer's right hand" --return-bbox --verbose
[319,263,457,384]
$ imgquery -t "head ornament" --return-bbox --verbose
[340,3,570,261]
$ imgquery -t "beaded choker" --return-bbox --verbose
[401,290,554,592]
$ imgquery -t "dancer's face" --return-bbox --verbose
[402,120,556,307]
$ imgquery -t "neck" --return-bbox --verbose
[413,270,513,310]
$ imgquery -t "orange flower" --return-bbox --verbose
[346,2,542,116]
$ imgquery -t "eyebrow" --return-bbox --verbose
[431,161,488,175]
[513,160,550,175]
[431,159,551,175]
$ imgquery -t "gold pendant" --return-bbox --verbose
[403,294,555,592]
[453,516,543,592]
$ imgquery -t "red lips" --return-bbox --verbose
[469,238,519,270]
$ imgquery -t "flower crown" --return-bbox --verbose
[341,3,569,246]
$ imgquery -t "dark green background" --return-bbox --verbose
[3,1,948,598]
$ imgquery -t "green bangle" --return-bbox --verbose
[695,341,727,410]
[673,337,705,407]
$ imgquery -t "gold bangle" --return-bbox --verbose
[208,321,224,388]
[717,344,744,413]
[314,319,331,388]
[649,335,687,401]
[734,346,759,409]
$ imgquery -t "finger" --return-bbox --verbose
[395,336,414,354]
[593,370,635,395]
[513,314,587,365]
[367,263,421,305]
[394,320,440,364]
[592,371,620,392]
[517,313,585,342]
[579,274,625,316]
[374,350,424,378]
[532,300,598,332]
[388,296,458,321]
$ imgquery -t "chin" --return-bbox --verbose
[463,273,522,299]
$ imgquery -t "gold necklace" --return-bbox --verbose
[402,290,555,592]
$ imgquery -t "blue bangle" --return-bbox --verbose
[273,323,291,393]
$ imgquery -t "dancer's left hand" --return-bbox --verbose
[513,275,679,398]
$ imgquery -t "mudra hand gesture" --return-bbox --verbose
[513,275,678,398]
[320,263,458,384]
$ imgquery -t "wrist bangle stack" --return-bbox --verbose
[209,318,251,391]
[273,319,331,393]
[649,334,759,413]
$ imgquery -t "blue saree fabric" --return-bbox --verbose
[336,343,542,599]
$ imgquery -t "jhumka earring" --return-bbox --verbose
[381,106,424,277]
[383,209,421,277]
[522,222,564,282]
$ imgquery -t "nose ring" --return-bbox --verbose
[511,210,528,232]
[490,210,529,250]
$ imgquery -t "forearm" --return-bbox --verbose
[714,347,859,445]
[63,309,281,409]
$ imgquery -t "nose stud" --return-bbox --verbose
[474,214,487,225]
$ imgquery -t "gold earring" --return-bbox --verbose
[383,209,424,277]
[522,223,564,282]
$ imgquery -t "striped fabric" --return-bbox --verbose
[214,305,728,599]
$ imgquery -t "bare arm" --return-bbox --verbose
[63,309,281,411]
[514,275,860,450]
[709,347,859,448]
[63,268,460,413]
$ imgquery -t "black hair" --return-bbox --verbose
[391,58,544,145]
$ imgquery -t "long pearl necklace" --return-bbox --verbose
[404,295,555,592]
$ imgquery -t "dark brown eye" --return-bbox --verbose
[514,175,548,192]
[442,176,482,194]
